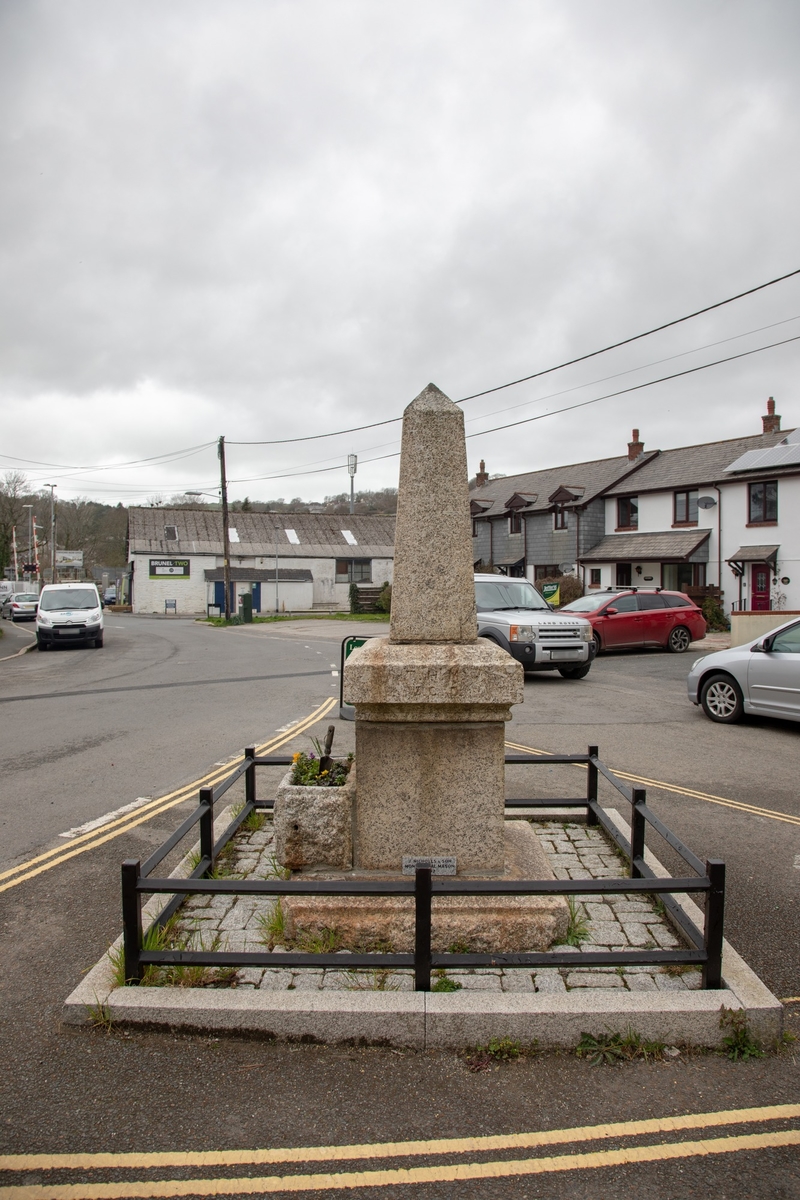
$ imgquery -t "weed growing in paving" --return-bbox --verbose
[720,1008,763,1061]
[576,1029,665,1066]
[262,853,291,880]
[241,808,266,833]
[555,896,589,947]
[431,971,462,993]
[256,901,286,948]
[346,970,402,992]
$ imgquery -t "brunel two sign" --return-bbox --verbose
[149,558,190,579]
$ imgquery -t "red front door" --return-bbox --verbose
[751,563,771,611]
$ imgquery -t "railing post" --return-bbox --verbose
[630,787,646,878]
[586,744,599,826]
[244,746,256,809]
[414,867,432,992]
[703,858,725,989]
[121,858,143,984]
[199,786,215,871]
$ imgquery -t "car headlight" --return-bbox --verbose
[37,611,52,625]
[580,624,593,642]
[509,625,537,643]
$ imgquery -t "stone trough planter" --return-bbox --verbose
[273,764,356,871]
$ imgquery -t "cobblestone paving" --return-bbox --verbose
[171,817,701,994]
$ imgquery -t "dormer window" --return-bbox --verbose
[164,525,178,541]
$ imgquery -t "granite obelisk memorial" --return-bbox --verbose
[277,383,567,950]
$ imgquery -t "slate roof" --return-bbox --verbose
[580,530,711,562]
[604,429,794,496]
[725,545,780,564]
[468,452,654,516]
[128,509,396,558]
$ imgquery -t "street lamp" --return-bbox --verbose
[347,454,357,516]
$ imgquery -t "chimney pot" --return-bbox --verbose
[475,459,489,488]
[762,397,781,434]
[627,429,644,461]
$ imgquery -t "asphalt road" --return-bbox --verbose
[1,615,798,1198]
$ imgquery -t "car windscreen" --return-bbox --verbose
[475,580,550,611]
[561,595,607,612]
[39,589,99,611]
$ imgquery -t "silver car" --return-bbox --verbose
[1,592,39,621]
[687,617,800,724]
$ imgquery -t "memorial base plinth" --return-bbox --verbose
[281,822,569,954]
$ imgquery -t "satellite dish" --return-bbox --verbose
[697,496,717,509]
[559,563,576,574]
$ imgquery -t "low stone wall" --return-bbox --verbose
[730,611,800,646]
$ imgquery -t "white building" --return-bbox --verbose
[580,400,799,614]
[127,508,395,615]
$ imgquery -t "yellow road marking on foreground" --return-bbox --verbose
[1,1104,798,1173]
[0,1130,798,1198]
[0,697,336,894]
[505,740,800,828]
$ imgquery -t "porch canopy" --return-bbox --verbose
[725,545,779,578]
[580,530,710,563]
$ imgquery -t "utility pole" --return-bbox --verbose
[46,484,57,583]
[348,454,357,516]
[22,505,33,580]
[218,437,232,621]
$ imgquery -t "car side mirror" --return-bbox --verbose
[605,606,618,615]
[752,638,771,653]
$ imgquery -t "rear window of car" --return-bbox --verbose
[663,594,693,608]
[13,594,39,603]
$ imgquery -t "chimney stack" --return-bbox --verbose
[627,429,644,461]
[762,397,781,434]
[475,458,489,487]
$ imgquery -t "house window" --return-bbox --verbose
[472,519,479,537]
[553,506,568,530]
[589,569,601,588]
[673,490,698,525]
[617,497,638,529]
[662,563,707,590]
[509,511,522,535]
[335,559,372,583]
[164,525,178,541]
[535,564,559,580]
[748,480,778,523]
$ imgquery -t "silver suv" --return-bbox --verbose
[475,574,595,679]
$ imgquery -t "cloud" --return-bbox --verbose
[1,0,798,501]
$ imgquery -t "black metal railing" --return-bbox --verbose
[121,746,725,991]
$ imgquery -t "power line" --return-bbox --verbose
[228,266,800,447]
[0,441,216,472]
[223,330,800,484]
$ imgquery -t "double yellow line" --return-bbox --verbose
[0,1104,797,1196]
[0,697,337,895]
[505,739,800,828]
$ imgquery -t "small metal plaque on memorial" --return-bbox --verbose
[402,856,457,876]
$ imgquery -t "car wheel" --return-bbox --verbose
[592,632,602,654]
[93,636,104,648]
[700,673,744,723]
[37,638,47,651]
[558,664,592,679]
[667,625,692,653]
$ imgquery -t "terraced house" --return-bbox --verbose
[471,399,799,615]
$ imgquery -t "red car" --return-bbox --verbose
[559,590,706,654]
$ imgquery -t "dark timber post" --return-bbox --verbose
[414,867,432,992]
[121,858,144,984]
[703,859,726,989]
[586,744,599,826]
[244,746,256,810]
[630,787,646,878]
[199,786,215,871]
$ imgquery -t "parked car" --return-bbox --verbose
[103,586,117,604]
[1,592,39,621]
[475,574,595,678]
[36,582,104,649]
[687,618,800,724]
[559,589,706,654]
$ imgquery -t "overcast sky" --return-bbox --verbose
[1,0,799,505]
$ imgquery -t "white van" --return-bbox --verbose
[36,582,104,650]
